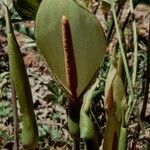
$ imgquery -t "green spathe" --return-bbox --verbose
[35,0,106,97]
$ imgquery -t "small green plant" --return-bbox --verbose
[35,0,106,149]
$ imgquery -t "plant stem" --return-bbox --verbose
[11,81,19,150]
[140,22,150,120]
[129,0,138,101]
[111,3,134,104]
[62,16,80,149]
[107,0,126,43]
[125,0,138,124]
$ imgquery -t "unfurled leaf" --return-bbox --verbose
[80,79,99,150]
[35,0,106,97]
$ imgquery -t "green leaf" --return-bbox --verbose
[80,79,99,150]
[13,23,35,39]
[101,0,112,12]
[118,126,127,150]
[13,0,42,20]
[50,129,61,141]
[0,102,12,117]
[35,0,106,97]
[46,80,60,95]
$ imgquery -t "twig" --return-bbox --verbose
[11,81,19,150]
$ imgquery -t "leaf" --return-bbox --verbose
[118,126,127,150]
[104,64,117,112]
[4,4,38,149]
[0,102,13,118]
[113,73,126,122]
[13,0,42,20]
[50,129,61,141]
[35,0,106,97]
[46,80,60,95]
[13,23,35,40]
[80,79,99,150]
[101,0,112,13]
[104,55,127,122]
[103,114,120,150]
[104,55,127,149]
[67,115,80,139]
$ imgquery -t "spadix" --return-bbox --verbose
[35,0,106,97]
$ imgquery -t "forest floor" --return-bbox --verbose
[0,1,150,150]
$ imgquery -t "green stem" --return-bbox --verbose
[111,3,134,105]
[107,0,126,43]
[125,0,138,124]
[129,0,138,100]
[68,102,80,150]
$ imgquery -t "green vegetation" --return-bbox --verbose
[0,0,149,149]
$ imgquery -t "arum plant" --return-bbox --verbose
[110,0,138,128]
[4,4,38,149]
[35,0,106,149]
[101,0,144,149]
[103,53,127,150]
[61,15,80,149]
[102,1,129,150]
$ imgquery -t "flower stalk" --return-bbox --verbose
[62,15,80,150]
